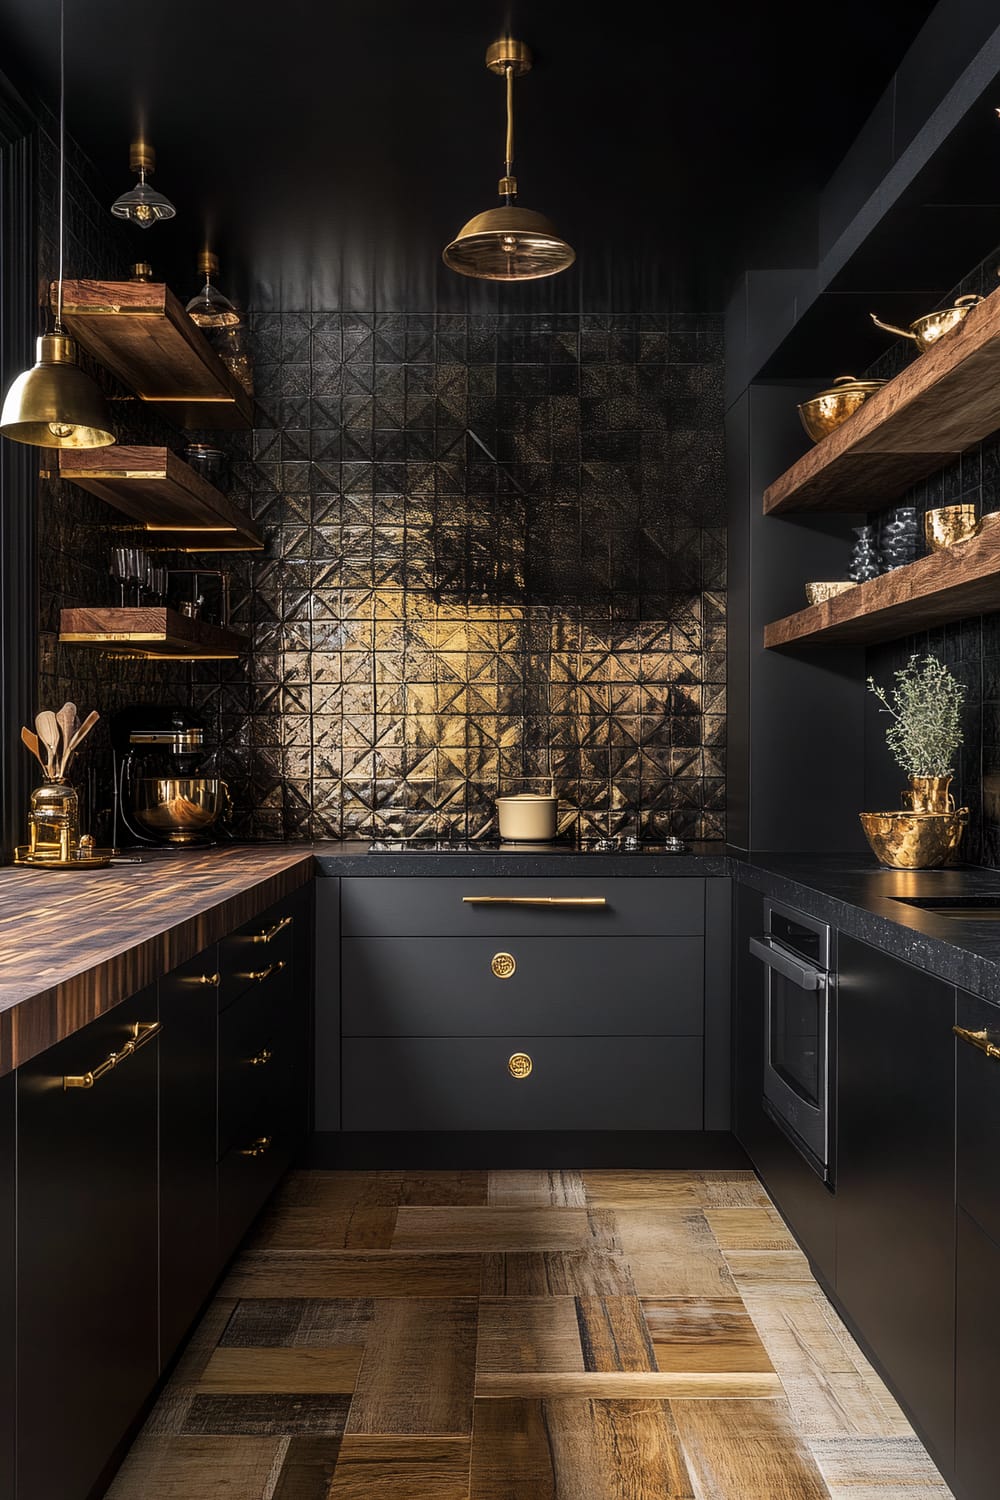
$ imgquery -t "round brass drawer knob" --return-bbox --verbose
[491,951,517,979]
[508,1052,533,1079]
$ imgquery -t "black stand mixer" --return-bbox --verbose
[111,706,229,848]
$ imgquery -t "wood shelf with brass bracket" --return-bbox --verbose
[763,283,1000,514]
[54,279,252,429]
[64,1019,161,1089]
[954,1024,1000,1060]
[59,605,248,661]
[56,446,263,552]
[764,517,1000,649]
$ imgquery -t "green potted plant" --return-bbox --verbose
[862,654,968,868]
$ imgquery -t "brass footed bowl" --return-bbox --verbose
[924,504,980,550]
[859,808,968,869]
[133,777,229,845]
[798,375,885,443]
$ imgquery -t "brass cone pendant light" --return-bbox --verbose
[0,0,114,449]
[443,38,575,281]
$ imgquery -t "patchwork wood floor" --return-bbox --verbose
[107,1169,954,1500]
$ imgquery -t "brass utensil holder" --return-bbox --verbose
[27,778,80,862]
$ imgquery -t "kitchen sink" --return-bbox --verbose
[889,896,1000,919]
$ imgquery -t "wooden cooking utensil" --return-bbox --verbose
[59,709,99,779]
[34,711,59,777]
[56,702,78,777]
[20,726,46,771]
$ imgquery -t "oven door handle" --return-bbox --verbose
[749,935,826,991]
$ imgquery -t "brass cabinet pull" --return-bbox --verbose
[508,1052,533,1079]
[246,960,287,983]
[198,972,221,987]
[252,915,293,944]
[64,1020,161,1090]
[239,1135,272,1157]
[463,896,607,908]
[248,1047,273,1067]
[954,1024,1000,1060]
[491,952,517,979]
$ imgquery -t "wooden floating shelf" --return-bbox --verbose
[764,520,1000,648]
[763,285,1000,515]
[54,280,253,430]
[57,446,263,551]
[59,606,248,660]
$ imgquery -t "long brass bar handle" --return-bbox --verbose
[246,960,287,983]
[64,1020,161,1090]
[252,915,293,944]
[462,896,607,908]
[954,1024,1000,1061]
[239,1135,272,1157]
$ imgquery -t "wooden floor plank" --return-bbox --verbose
[642,1299,775,1375]
[582,1171,703,1209]
[671,1398,831,1499]
[480,1252,636,1297]
[722,1248,817,1292]
[575,1296,657,1371]
[477,1297,584,1374]
[104,1435,285,1500]
[181,1395,351,1437]
[614,1210,738,1297]
[477,1372,782,1399]
[807,1436,953,1497]
[327,1436,471,1499]
[220,1298,374,1348]
[393,1207,591,1252]
[696,1172,771,1208]
[704,1208,798,1252]
[248,1207,398,1252]
[271,1437,343,1500]
[488,1171,586,1207]
[346,1298,478,1437]
[222,1252,483,1298]
[399,1171,489,1205]
[273,1171,404,1211]
[469,1397,696,1499]
[197,1347,364,1395]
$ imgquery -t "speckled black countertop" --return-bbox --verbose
[732,854,1000,1003]
[311,840,730,878]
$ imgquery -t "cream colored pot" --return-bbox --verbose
[495,792,558,842]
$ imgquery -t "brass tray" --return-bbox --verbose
[14,846,114,870]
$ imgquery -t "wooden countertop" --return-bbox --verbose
[0,844,315,1077]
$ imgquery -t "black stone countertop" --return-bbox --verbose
[732,853,1000,1003]
[311,840,730,878]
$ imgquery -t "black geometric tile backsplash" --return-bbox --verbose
[34,118,727,845]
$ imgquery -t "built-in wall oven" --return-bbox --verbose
[749,899,834,1183]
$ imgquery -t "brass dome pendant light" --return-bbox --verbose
[443,38,575,281]
[0,0,115,449]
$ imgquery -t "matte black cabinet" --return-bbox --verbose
[836,934,956,1472]
[17,988,159,1500]
[954,989,1000,1500]
[158,946,220,1365]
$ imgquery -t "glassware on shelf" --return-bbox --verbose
[847,524,882,583]
[28,778,80,862]
[879,504,921,570]
[212,321,254,397]
[110,546,149,606]
[183,443,230,490]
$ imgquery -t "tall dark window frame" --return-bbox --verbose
[0,76,36,861]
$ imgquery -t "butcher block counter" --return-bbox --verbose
[0,843,314,1076]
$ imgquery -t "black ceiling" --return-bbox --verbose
[0,0,941,312]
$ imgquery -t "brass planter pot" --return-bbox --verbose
[901,774,955,813]
[859,807,968,869]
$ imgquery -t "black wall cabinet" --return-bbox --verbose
[835,934,956,1472]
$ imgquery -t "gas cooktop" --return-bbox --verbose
[366,835,690,854]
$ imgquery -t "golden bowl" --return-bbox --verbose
[859,808,968,869]
[805,580,858,606]
[798,375,886,443]
[133,777,229,845]
[924,504,980,550]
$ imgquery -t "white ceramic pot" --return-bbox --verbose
[495,792,558,842]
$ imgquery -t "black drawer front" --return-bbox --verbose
[342,1036,703,1130]
[219,899,298,1012]
[341,877,704,937]
[957,990,1000,1246]
[218,966,297,1156]
[218,1108,295,1260]
[342,936,703,1037]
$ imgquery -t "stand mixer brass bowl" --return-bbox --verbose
[859,807,968,869]
[132,778,229,845]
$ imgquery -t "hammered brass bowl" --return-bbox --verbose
[924,504,980,550]
[805,580,858,606]
[798,375,886,443]
[859,808,968,869]
[133,777,229,845]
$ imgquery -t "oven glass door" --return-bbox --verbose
[753,936,830,1179]
[770,977,822,1109]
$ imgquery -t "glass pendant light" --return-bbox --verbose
[186,251,241,329]
[110,141,176,229]
[0,0,115,449]
[443,38,575,281]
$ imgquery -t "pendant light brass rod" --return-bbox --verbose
[55,0,65,332]
[505,63,514,180]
